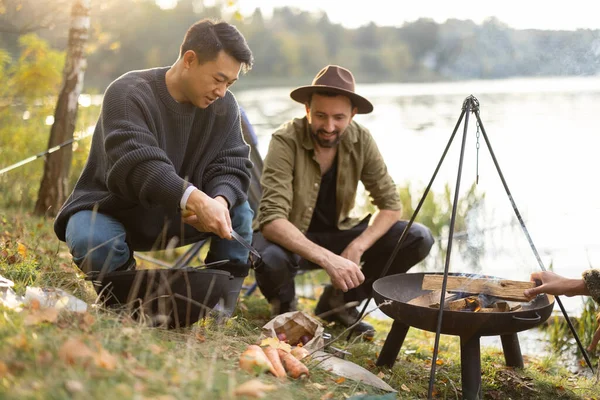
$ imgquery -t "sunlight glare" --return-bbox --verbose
[155,0,177,10]
[78,94,92,108]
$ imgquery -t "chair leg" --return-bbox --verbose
[172,240,206,269]
[245,282,258,296]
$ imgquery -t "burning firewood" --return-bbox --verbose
[444,296,482,311]
[477,301,511,313]
[491,301,510,312]
[427,294,520,313]
[408,290,457,307]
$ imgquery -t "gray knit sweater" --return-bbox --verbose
[54,67,252,250]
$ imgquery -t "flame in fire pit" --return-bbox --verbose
[466,298,481,312]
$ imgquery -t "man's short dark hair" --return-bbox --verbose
[180,18,253,73]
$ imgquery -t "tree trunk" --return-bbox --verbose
[34,0,90,216]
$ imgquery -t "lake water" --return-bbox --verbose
[236,76,600,363]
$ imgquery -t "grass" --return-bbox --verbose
[1,207,599,399]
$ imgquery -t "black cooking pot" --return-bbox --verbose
[95,267,233,328]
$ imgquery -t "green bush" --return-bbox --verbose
[0,35,96,210]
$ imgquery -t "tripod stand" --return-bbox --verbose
[351,95,594,399]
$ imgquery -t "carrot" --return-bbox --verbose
[277,348,309,379]
[262,346,287,379]
[239,345,277,376]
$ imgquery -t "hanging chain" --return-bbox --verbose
[475,119,481,184]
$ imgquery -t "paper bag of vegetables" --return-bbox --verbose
[260,311,324,353]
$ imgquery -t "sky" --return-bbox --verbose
[233,0,599,31]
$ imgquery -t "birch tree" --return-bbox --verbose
[34,0,91,216]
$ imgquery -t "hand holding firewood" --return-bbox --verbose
[525,270,600,352]
[523,271,590,299]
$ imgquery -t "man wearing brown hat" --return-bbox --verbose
[252,65,434,336]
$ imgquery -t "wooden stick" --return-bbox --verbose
[408,290,456,307]
[445,296,481,311]
[422,275,535,302]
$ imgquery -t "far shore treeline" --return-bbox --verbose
[1,0,599,93]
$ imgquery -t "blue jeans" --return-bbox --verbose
[65,201,254,275]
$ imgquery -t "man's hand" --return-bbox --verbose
[523,271,588,300]
[323,253,365,292]
[183,190,232,239]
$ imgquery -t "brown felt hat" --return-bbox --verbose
[290,65,373,114]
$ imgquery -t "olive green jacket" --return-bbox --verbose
[254,117,401,233]
[583,269,600,304]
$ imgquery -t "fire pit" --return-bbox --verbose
[373,272,554,399]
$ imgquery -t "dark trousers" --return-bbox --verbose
[253,218,435,305]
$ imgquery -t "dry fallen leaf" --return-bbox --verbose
[131,366,151,379]
[401,383,411,392]
[134,381,146,393]
[320,393,334,400]
[29,299,40,311]
[195,333,206,342]
[12,333,30,350]
[149,344,163,354]
[94,348,118,370]
[0,361,9,378]
[79,313,95,329]
[377,371,386,379]
[259,337,292,352]
[17,242,27,257]
[312,383,327,390]
[121,327,136,336]
[334,377,345,384]
[233,379,277,398]
[24,307,59,326]
[59,338,94,365]
[155,395,176,400]
[36,350,54,366]
[65,380,84,393]
[5,254,18,264]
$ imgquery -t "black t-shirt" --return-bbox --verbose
[307,157,338,233]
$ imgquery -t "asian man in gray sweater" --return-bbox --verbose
[54,19,254,315]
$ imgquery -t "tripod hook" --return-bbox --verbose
[462,94,480,112]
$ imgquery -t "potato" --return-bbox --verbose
[299,335,312,345]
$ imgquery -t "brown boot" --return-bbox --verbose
[314,285,375,339]
[269,298,298,317]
